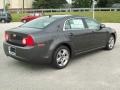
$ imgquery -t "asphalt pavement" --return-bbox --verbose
[0,22,120,90]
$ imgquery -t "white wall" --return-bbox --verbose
[0,0,34,9]
[0,0,4,9]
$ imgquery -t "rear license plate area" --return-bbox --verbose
[8,46,16,56]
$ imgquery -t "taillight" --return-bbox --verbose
[5,32,9,41]
[22,35,35,46]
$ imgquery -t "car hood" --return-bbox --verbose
[8,27,43,34]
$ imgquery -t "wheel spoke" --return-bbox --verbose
[57,57,61,62]
[61,59,65,66]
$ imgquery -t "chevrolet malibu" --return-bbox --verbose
[3,15,117,69]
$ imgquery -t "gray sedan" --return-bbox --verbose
[3,15,117,69]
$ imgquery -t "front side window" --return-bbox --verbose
[64,18,85,30]
[85,18,100,30]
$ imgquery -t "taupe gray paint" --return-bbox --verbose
[3,16,116,63]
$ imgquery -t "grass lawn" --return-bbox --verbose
[12,11,120,23]
[12,13,28,22]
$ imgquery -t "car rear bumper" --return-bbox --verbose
[3,42,52,63]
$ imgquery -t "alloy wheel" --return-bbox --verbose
[108,36,115,49]
[56,49,70,67]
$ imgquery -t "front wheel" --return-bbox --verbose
[52,46,70,69]
[105,35,115,50]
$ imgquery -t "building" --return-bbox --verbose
[0,0,34,9]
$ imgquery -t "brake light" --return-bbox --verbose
[5,32,9,41]
[22,35,35,46]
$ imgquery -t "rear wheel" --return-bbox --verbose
[52,46,70,69]
[105,35,115,50]
[23,20,27,23]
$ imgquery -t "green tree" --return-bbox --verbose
[72,0,92,8]
[97,0,120,7]
[32,0,67,9]
[97,0,108,7]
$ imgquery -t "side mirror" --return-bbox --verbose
[100,24,106,29]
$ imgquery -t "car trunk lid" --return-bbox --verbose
[5,27,43,47]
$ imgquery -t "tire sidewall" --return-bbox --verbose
[106,35,115,50]
[52,46,70,69]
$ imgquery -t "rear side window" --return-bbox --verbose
[64,18,85,30]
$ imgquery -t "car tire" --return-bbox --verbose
[23,20,27,23]
[105,35,115,50]
[52,46,70,69]
[1,19,6,23]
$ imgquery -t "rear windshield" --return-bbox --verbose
[22,16,58,29]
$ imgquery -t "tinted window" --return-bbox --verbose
[65,18,85,30]
[22,16,58,29]
[85,18,100,30]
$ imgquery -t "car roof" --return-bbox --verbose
[46,15,87,19]
[51,15,72,17]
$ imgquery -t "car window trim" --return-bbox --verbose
[63,17,85,31]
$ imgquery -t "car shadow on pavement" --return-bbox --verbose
[8,58,55,71]
[7,49,105,71]
[69,49,105,65]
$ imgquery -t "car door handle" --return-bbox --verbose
[68,33,74,36]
